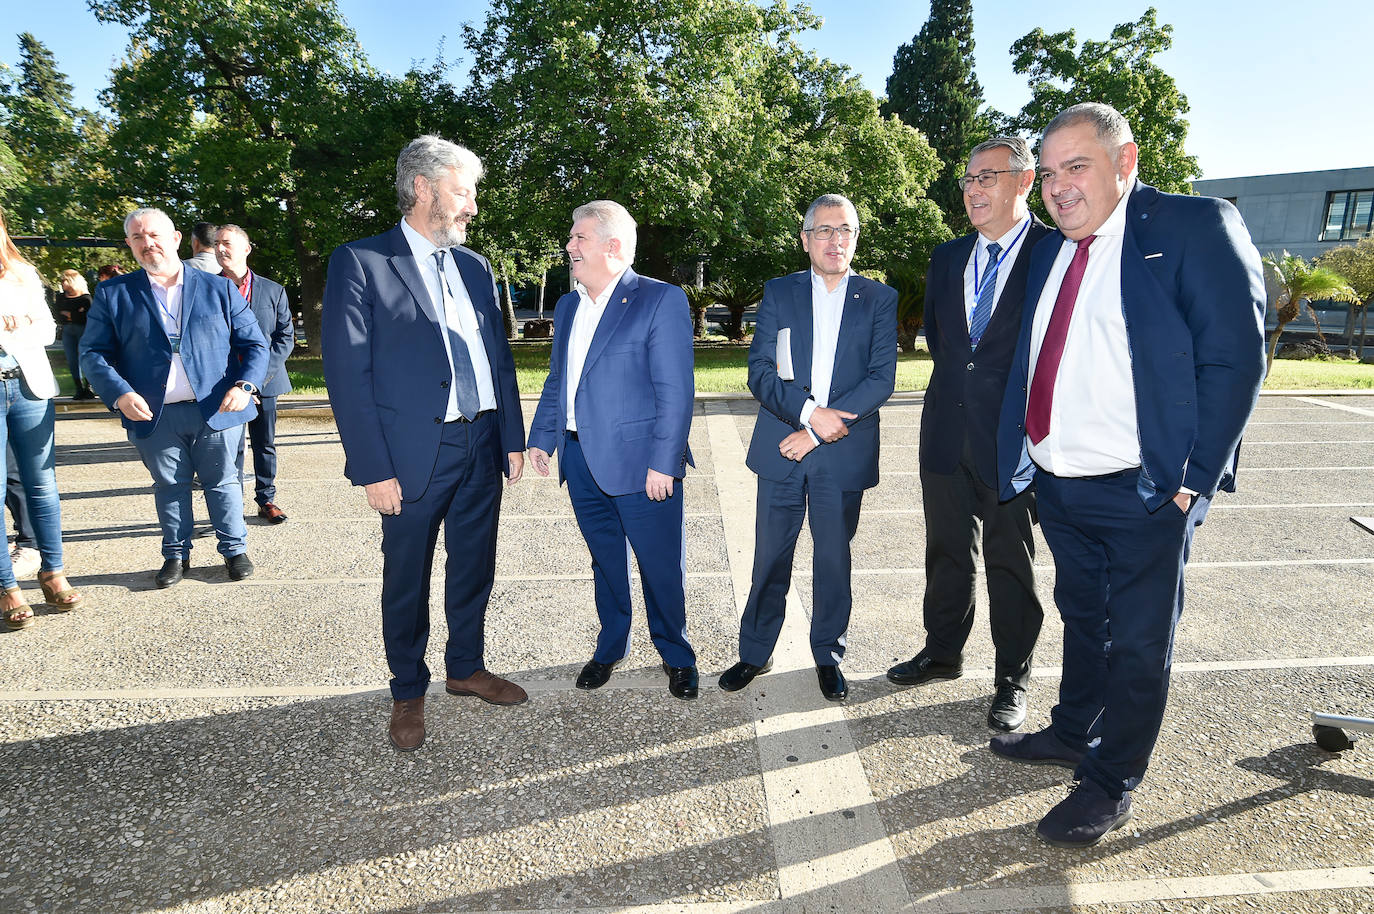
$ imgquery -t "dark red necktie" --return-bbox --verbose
[1025,235,1095,445]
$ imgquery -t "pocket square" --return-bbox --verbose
[1144,252,1164,260]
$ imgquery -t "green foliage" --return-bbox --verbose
[886,265,927,352]
[882,0,985,233]
[1315,238,1374,304]
[463,0,947,288]
[1008,8,1199,195]
[682,284,714,338]
[1262,250,1361,371]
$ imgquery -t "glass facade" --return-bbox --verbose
[1321,189,1374,241]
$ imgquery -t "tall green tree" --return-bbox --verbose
[1261,250,1360,372]
[1315,238,1374,356]
[463,0,947,292]
[1008,8,1198,193]
[882,0,986,232]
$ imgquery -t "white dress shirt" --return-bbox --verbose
[565,268,627,431]
[798,269,852,438]
[962,214,1033,326]
[400,219,497,421]
[1026,181,1138,476]
[149,266,196,404]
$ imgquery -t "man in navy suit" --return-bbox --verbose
[322,136,528,752]
[214,224,295,524]
[991,103,1265,846]
[527,200,698,700]
[887,137,1050,732]
[82,208,268,588]
[718,194,898,702]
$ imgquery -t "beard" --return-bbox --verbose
[137,248,179,276]
[428,191,467,248]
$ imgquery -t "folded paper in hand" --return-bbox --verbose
[776,327,794,380]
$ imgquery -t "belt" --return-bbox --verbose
[566,429,579,441]
[0,367,22,381]
[447,408,496,424]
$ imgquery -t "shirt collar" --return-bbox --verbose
[576,267,628,309]
[980,214,1031,254]
[1091,178,1135,239]
[400,217,443,261]
[810,268,852,296]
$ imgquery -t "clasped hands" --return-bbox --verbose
[780,406,855,462]
[114,385,252,423]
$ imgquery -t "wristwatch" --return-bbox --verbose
[235,380,258,395]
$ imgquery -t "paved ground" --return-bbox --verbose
[2,392,1373,913]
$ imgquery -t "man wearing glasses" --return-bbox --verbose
[718,194,897,702]
[887,137,1051,732]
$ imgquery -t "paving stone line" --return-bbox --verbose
[705,401,911,910]
[1296,396,1374,417]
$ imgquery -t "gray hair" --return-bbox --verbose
[571,200,638,264]
[395,135,484,215]
[968,135,1035,173]
[123,207,174,236]
[217,223,251,244]
[802,194,859,231]
[1043,102,1135,152]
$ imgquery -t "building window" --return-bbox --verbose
[1322,189,1374,241]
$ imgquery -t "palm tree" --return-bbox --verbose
[1261,251,1360,372]
[707,278,763,341]
[682,284,713,338]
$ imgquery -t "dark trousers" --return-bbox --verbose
[738,464,863,667]
[5,442,35,549]
[1035,468,1209,798]
[380,413,502,700]
[61,322,86,391]
[920,439,1042,688]
[561,434,695,669]
[236,395,279,506]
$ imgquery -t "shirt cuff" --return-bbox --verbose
[799,398,817,427]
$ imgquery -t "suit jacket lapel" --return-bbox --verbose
[948,235,977,351]
[385,226,444,345]
[791,272,814,389]
[582,268,638,376]
[835,274,869,368]
[982,220,1043,341]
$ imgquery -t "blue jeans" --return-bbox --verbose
[130,402,247,560]
[0,378,63,588]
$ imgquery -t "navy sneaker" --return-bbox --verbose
[989,726,1085,769]
[1037,778,1133,847]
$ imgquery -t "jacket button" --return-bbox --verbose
[434,417,442,424]
[803,385,810,392]
[966,362,975,371]
[441,379,450,388]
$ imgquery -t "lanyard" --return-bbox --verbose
[973,218,1031,297]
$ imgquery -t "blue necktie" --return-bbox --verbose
[432,249,480,420]
[969,241,1001,350]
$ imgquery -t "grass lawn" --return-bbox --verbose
[1262,357,1374,389]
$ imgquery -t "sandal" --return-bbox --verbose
[2,587,33,631]
[37,570,84,613]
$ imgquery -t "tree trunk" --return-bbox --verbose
[537,270,547,320]
[1361,305,1370,359]
[500,276,517,339]
[1265,322,1286,374]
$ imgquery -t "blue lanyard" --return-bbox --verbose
[153,286,181,335]
[973,218,1031,297]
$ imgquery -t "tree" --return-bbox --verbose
[882,0,987,232]
[1261,251,1360,372]
[1008,8,1198,194]
[463,0,947,291]
[1315,238,1374,357]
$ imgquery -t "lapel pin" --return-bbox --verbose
[621,297,628,303]
[853,293,859,298]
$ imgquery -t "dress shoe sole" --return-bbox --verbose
[990,749,1080,769]
[887,669,963,686]
[388,734,424,752]
[445,686,529,706]
[987,715,1026,732]
[821,690,848,702]
[1038,808,1133,848]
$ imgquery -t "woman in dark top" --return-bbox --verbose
[57,269,94,400]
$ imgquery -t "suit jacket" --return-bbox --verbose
[921,217,1052,486]
[320,225,525,501]
[245,272,294,397]
[746,271,898,492]
[527,268,695,497]
[996,182,1266,510]
[81,267,268,438]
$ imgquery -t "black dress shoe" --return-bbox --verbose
[662,663,699,700]
[717,658,773,692]
[817,665,848,702]
[987,684,1028,731]
[225,553,255,581]
[887,650,963,686]
[155,558,188,588]
[575,659,617,690]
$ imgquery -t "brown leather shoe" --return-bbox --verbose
[388,696,426,751]
[257,502,288,524]
[445,669,528,706]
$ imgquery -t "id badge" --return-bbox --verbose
[169,335,181,354]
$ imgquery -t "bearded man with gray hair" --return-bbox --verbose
[322,135,528,752]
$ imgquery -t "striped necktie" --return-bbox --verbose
[968,241,1000,350]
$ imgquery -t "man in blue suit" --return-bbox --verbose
[718,194,898,702]
[888,137,1051,732]
[527,200,698,700]
[991,103,1266,846]
[214,224,295,524]
[82,207,268,588]
[322,136,528,752]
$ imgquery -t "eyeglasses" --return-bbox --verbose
[804,225,857,241]
[956,170,1021,192]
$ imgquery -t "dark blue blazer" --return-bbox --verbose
[921,217,1052,486]
[246,272,294,397]
[527,268,695,497]
[81,266,268,438]
[746,271,898,491]
[320,225,525,500]
[996,182,1267,510]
